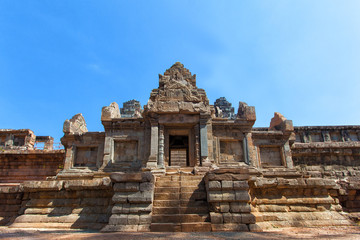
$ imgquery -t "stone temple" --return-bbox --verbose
[0,62,359,232]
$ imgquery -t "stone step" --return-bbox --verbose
[180,192,206,201]
[150,223,181,232]
[9,222,106,230]
[181,222,212,232]
[157,176,180,181]
[13,213,110,224]
[179,176,205,181]
[26,198,111,208]
[152,206,209,215]
[154,187,180,194]
[180,186,205,192]
[154,193,180,200]
[153,200,208,208]
[154,186,205,194]
[151,214,210,223]
[155,181,180,187]
[154,192,206,201]
[155,180,203,187]
[150,222,211,232]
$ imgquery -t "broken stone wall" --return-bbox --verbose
[0,184,23,226]
[249,171,350,229]
[0,129,36,150]
[10,178,113,230]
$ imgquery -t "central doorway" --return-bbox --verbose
[169,135,189,167]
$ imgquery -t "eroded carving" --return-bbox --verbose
[63,113,88,134]
[101,102,121,120]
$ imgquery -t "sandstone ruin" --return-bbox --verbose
[0,62,359,232]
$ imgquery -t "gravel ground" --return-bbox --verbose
[0,226,359,240]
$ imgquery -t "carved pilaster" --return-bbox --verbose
[147,118,159,168]
[158,125,165,169]
[194,124,200,166]
[200,115,211,166]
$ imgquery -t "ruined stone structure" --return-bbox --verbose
[0,62,359,231]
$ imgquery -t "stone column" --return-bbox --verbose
[194,124,200,166]
[200,116,210,166]
[244,132,257,167]
[158,125,165,169]
[147,119,158,168]
[283,141,293,168]
[100,136,113,170]
[243,133,250,165]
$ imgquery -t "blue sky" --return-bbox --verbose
[0,1,359,143]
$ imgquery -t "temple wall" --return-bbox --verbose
[9,178,113,229]
[0,151,64,183]
[292,126,360,217]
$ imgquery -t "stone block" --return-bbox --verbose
[137,224,151,232]
[277,178,299,188]
[22,180,63,192]
[235,191,250,202]
[210,212,223,224]
[125,182,140,192]
[231,213,242,223]
[127,214,140,225]
[223,212,232,223]
[139,182,154,192]
[220,203,230,212]
[112,192,128,203]
[128,190,153,203]
[208,181,221,190]
[212,223,249,232]
[230,202,251,213]
[127,191,142,203]
[129,203,152,213]
[207,191,222,202]
[222,181,233,190]
[109,214,127,225]
[249,223,263,232]
[258,205,289,212]
[241,213,256,224]
[111,172,142,182]
[64,178,111,190]
[113,183,126,192]
[306,178,325,187]
[139,214,151,224]
[289,205,317,212]
[222,191,236,201]
[141,172,154,182]
[112,204,127,214]
[254,178,277,188]
[233,181,249,190]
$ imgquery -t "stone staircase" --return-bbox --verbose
[151,172,211,232]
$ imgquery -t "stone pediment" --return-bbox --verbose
[144,62,210,114]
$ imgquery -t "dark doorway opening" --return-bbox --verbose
[169,135,189,167]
